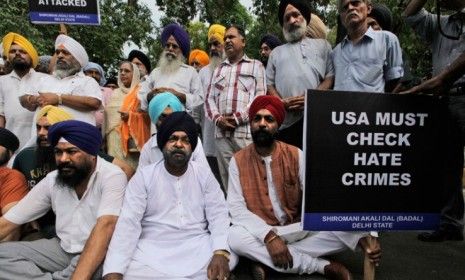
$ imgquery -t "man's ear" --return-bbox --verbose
[367,4,372,14]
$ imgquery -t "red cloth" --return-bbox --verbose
[249,95,286,126]
[0,167,28,216]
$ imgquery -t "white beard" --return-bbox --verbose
[157,51,184,75]
[209,55,224,72]
[283,19,307,43]
[53,59,81,79]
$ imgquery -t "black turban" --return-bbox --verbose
[369,4,393,32]
[48,120,102,156]
[278,0,312,26]
[128,50,152,74]
[0,127,19,153]
[157,112,198,151]
[260,34,282,50]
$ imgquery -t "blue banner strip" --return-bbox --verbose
[30,12,99,25]
[303,212,440,231]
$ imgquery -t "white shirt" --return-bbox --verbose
[138,64,203,113]
[0,69,49,150]
[103,160,229,277]
[198,65,217,156]
[227,149,304,242]
[4,157,127,253]
[138,134,209,169]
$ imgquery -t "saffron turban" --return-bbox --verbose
[369,3,393,32]
[259,34,282,50]
[148,92,184,125]
[208,24,226,44]
[0,127,19,153]
[83,62,107,86]
[2,32,39,68]
[128,50,152,74]
[161,23,191,59]
[249,95,286,127]
[157,112,198,151]
[37,105,73,125]
[278,0,311,26]
[48,120,102,156]
[189,49,209,67]
[55,34,89,68]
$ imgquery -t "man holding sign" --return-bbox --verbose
[227,96,380,280]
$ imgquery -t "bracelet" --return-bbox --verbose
[214,250,230,261]
[58,94,62,105]
[265,234,280,244]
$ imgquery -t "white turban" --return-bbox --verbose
[55,34,89,68]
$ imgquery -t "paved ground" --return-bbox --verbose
[233,230,465,279]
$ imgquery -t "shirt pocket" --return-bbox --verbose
[238,74,256,94]
[213,75,226,92]
[357,58,384,87]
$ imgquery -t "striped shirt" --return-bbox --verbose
[205,54,266,138]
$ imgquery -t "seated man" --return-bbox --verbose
[103,112,236,280]
[0,127,28,241]
[138,92,208,168]
[0,120,127,279]
[228,96,381,280]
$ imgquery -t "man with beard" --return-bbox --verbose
[138,23,203,120]
[19,34,102,128]
[332,0,403,93]
[267,0,334,149]
[0,128,28,241]
[0,32,49,151]
[205,24,266,189]
[227,96,381,280]
[197,23,227,190]
[259,34,282,68]
[138,92,208,168]
[103,112,236,280]
[0,120,127,279]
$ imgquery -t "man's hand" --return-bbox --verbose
[283,95,305,111]
[19,94,39,111]
[265,235,293,270]
[103,273,123,280]
[207,254,230,280]
[216,116,237,131]
[400,76,449,95]
[359,236,382,266]
[37,92,59,107]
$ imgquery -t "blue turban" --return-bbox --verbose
[148,92,184,125]
[161,23,191,59]
[48,120,102,156]
[83,62,107,86]
[157,112,198,151]
[260,34,282,50]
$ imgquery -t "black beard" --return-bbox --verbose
[56,160,92,189]
[0,150,11,166]
[252,129,277,147]
[12,59,31,72]
[163,148,192,169]
[35,140,56,170]
[260,57,268,68]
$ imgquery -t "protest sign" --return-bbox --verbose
[29,0,100,25]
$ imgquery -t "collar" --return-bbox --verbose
[9,68,35,80]
[340,26,375,47]
[223,54,251,65]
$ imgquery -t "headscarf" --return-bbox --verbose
[259,34,282,50]
[278,0,311,26]
[118,62,150,155]
[55,34,89,68]
[148,92,184,125]
[161,23,191,58]
[369,3,393,32]
[128,50,152,74]
[157,112,198,151]
[0,127,20,153]
[189,49,209,67]
[2,32,39,68]
[249,95,286,127]
[37,105,73,125]
[208,24,226,44]
[48,120,102,156]
[83,62,107,86]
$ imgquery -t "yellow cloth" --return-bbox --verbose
[2,32,39,68]
[208,24,226,44]
[189,49,209,67]
[37,105,73,125]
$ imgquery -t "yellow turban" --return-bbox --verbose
[208,24,226,44]
[37,105,73,125]
[189,49,209,67]
[2,32,39,68]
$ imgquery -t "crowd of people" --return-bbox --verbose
[0,0,464,279]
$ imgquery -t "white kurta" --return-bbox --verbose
[103,160,230,278]
[197,65,217,157]
[0,69,49,150]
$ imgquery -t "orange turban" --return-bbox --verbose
[2,32,39,68]
[189,49,209,68]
